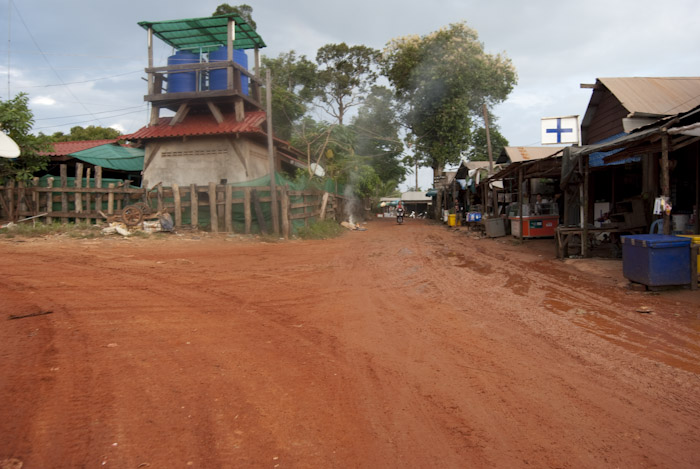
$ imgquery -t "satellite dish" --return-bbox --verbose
[309,163,325,177]
[0,132,21,158]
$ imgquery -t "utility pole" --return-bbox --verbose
[266,69,280,235]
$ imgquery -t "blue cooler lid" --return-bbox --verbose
[621,234,691,249]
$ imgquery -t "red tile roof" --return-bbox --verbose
[124,111,267,140]
[42,139,119,156]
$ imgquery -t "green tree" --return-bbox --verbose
[315,43,380,125]
[467,125,508,162]
[351,86,405,187]
[262,51,318,141]
[47,125,121,142]
[212,3,256,29]
[0,93,50,182]
[382,22,517,175]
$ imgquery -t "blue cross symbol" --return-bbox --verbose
[546,118,573,143]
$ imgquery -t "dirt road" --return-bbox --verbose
[1,219,699,468]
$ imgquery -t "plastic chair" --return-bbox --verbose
[649,219,663,234]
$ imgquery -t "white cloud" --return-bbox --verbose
[31,96,56,106]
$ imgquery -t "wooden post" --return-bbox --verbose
[60,164,68,223]
[225,185,233,233]
[518,167,524,241]
[75,163,83,214]
[107,183,115,215]
[95,166,103,215]
[266,69,280,236]
[209,182,219,233]
[319,192,329,220]
[582,156,590,258]
[281,185,290,239]
[172,183,182,227]
[483,103,494,175]
[85,168,92,222]
[157,184,164,212]
[32,177,40,217]
[244,186,252,234]
[190,184,198,229]
[227,18,234,90]
[661,134,671,235]
[6,180,14,221]
[46,177,54,224]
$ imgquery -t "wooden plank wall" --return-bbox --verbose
[0,164,344,237]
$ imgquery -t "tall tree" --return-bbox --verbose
[261,51,318,141]
[315,43,380,125]
[212,3,256,29]
[0,93,50,182]
[351,86,405,186]
[382,23,517,175]
[467,125,508,162]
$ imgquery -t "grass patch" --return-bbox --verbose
[295,219,345,240]
[1,221,103,239]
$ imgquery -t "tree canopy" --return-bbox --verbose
[212,3,256,29]
[45,125,121,142]
[314,43,380,125]
[382,22,517,173]
[0,93,50,182]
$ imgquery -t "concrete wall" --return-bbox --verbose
[143,135,270,186]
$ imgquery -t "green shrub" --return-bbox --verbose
[296,219,345,240]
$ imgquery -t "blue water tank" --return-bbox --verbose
[209,46,248,95]
[167,50,199,93]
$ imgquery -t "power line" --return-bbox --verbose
[9,0,105,126]
[35,104,146,121]
[26,70,141,88]
[34,109,146,131]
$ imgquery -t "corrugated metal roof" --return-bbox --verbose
[125,111,266,140]
[497,146,565,164]
[598,77,700,116]
[41,139,119,156]
[401,191,431,202]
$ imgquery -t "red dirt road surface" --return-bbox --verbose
[1,219,699,468]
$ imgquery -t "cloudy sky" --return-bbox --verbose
[3,0,700,189]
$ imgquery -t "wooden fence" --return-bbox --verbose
[0,164,345,238]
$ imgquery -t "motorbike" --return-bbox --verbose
[396,207,405,224]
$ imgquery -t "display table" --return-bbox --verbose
[555,224,646,259]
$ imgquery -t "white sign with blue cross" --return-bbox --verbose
[541,116,579,145]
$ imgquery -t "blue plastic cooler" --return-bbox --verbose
[621,234,691,286]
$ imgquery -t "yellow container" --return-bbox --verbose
[678,235,700,270]
[448,213,456,226]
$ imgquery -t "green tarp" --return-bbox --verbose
[138,14,266,52]
[69,144,144,172]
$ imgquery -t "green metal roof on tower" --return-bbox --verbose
[138,13,266,53]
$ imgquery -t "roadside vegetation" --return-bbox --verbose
[295,219,345,240]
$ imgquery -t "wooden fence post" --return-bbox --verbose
[107,183,115,215]
[209,182,218,233]
[224,185,233,233]
[190,184,198,229]
[85,168,92,222]
[319,192,329,220]
[95,166,103,216]
[60,165,68,224]
[75,163,83,215]
[46,177,54,224]
[157,184,164,212]
[32,177,40,217]
[280,185,290,240]
[172,183,182,227]
[244,186,252,234]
